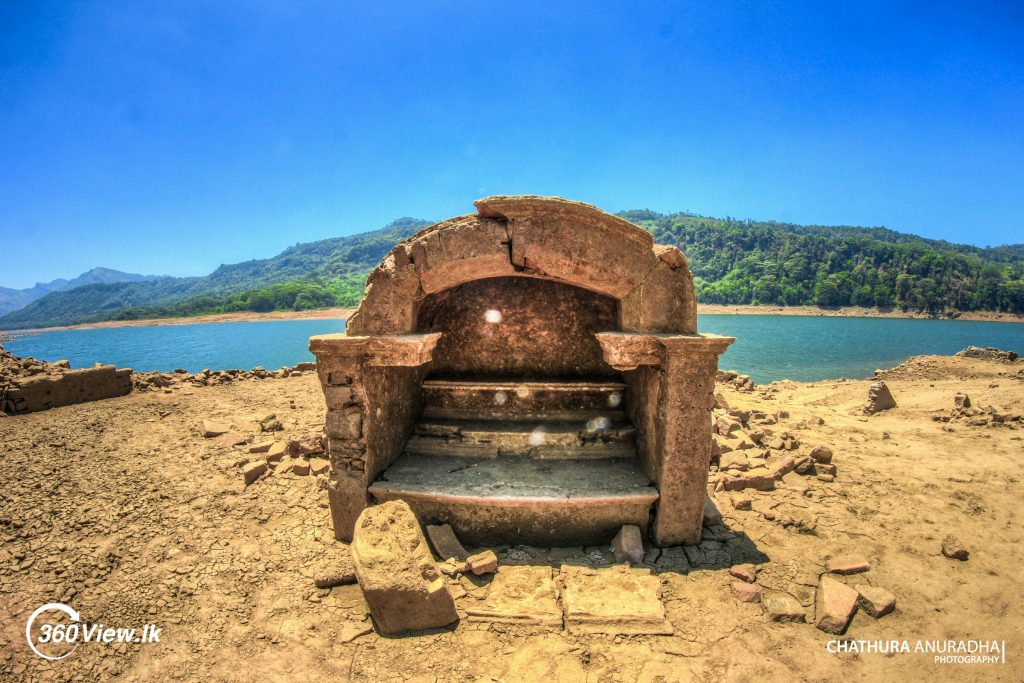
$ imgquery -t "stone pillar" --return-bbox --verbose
[596,332,734,546]
[309,332,441,542]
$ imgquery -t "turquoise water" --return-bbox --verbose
[3,315,1022,384]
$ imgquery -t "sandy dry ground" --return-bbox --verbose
[3,304,1020,337]
[1,356,1022,681]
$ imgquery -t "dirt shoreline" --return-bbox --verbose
[2,304,1021,336]
[0,307,356,335]
[698,304,1024,323]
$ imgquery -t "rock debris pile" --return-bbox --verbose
[133,362,317,392]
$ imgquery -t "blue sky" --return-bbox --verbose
[1,1,1022,288]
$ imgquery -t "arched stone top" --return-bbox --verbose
[345,195,697,336]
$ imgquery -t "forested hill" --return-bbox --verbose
[1,211,1021,331]
[621,211,1024,313]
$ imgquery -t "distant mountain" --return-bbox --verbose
[0,218,431,330]
[0,212,1021,331]
[0,267,168,317]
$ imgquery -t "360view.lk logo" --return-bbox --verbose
[26,603,161,661]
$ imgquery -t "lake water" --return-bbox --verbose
[3,316,1022,384]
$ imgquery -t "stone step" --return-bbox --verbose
[369,454,658,545]
[406,418,637,459]
[421,378,626,422]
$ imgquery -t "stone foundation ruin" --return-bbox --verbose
[310,196,733,546]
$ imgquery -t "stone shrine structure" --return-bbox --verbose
[310,196,733,546]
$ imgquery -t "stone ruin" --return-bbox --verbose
[309,196,733,547]
[0,344,132,415]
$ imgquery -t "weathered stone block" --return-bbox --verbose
[815,576,858,634]
[611,524,644,565]
[350,500,458,634]
[241,460,267,486]
[326,406,363,439]
[855,584,896,618]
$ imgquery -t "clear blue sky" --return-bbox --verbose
[2,1,1021,288]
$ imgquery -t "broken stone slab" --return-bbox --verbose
[215,431,248,448]
[350,500,459,635]
[730,493,752,511]
[465,565,562,626]
[941,534,969,561]
[769,455,797,479]
[560,565,673,635]
[288,435,326,456]
[308,457,330,476]
[719,452,750,471]
[702,497,723,526]
[247,440,274,454]
[826,554,870,575]
[729,564,757,583]
[855,584,897,618]
[721,468,776,492]
[466,550,498,575]
[762,592,806,623]
[426,524,470,562]
[732,582,762,603]
[815,576,859,634]
[808,445,833,464]
[266,441,287,461]
[611,524,644,565]
[793,456,815,475]
[201,419,230,438]
[864,382,897,415]
[241,460,267,486]
[816,463,837,476]
[284,457,310,476]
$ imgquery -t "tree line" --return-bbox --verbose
[621,211,1024,313]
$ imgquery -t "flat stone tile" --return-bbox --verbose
[464,565,562,626]
[560,564,673,635]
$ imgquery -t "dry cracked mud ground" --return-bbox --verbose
[1,355,1022,682]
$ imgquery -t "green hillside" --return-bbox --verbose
[623,211,1024,313]
[1,212,1021,331]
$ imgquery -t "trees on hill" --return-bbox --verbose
[634,213,1024,313]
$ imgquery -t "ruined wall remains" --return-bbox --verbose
[2,359,133,415]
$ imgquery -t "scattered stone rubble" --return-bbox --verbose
[133,362,317,393]
[709,401,839,493]
[196,414,330,487]
[717,369,756,393]
[955,346,1020,362]
[930,392,1022,429]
